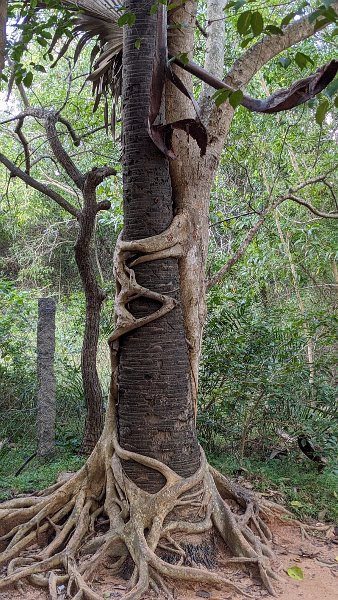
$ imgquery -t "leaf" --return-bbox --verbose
[325,78,338,98]
[250,11,264,36]
[287,566,304,580]
[23,71,33,87]
[315,99,329,125]
[281,12,296,26]
[279,57,291,68]
[265,24,284,35]
[237,10,252,35]
[295,51,314,70]
[134,38,141,50]
[290,500,303,508]
[213,88,231,107]
[178,52,189,66]
[229,89,244,108]
[117,12,136,27]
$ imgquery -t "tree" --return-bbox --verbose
[0,106,116,452]
[0,1,337,598]
[37,297,57,459]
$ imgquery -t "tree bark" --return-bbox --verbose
[0,0,7,76]
[37,297,56,459]
[117,0,200,493]
[75,182,105,454]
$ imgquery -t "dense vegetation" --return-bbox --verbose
[0,0,337,524]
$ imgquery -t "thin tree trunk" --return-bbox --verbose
[117,0,200,493]
[0,0,7,76]
[37,297,56,459]
[75,184,105,453]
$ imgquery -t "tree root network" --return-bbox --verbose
[0,215,323,600]
[0,426,297,600]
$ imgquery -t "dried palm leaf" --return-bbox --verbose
[55,1,123,133]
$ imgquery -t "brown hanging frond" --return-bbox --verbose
[55,1,123,133]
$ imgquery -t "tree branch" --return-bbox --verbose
[287,194,338,219]
[0,152,80,218]
[174,57,338,114]
[207,171,338,289]
[1,108,85,189]
[227,2,338,88]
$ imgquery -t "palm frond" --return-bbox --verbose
[60,1,123,130]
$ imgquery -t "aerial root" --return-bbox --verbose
[0,439,286,600]
[109,210,189,345]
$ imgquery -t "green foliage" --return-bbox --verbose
[0,444,85,501]
[209,452,338,522]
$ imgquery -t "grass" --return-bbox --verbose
[0,443,337,523]
[209,451,338,523]
[0,443,85,501]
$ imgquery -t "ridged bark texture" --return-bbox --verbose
[37,297,56,459]
[74,185,105,453]
[118,0,200,493]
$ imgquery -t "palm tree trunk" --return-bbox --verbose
[117,0,200,493]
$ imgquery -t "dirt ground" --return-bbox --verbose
[1,521,337,600]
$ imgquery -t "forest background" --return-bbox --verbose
[0,0,337,524]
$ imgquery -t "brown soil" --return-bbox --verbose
[1,522,337,600]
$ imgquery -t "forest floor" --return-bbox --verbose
[0,519,337,600]
[1,446,337,599]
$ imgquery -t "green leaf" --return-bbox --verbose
[281,12,296,27]
[334,95,338,108]
[287,566,304,580]
[240,36,253,47]
[237,10,252,35]
[229,89,244,109]
[250,11,264,36]
[117,12,136,27]
[212,88,231,107]
[279,57,291,68]
[34,64,46,72]
[325,78,338,98]
[23,71,33,87]
[134,37,141,50]
[315,99,329,126]
[177,52,189,66]
[295,51,314,70]
[150,3,158,14]
[37,36,48,47]
[265,24,284,35]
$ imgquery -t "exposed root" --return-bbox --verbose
[0,220,307,599]
[0,419,287,600]
[109,210,189,345]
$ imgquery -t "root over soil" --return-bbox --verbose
[0,218,313,600]
[0,400,296,600]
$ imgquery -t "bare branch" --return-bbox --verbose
[287,195,338,219]
[207,171,338,289]
[14,117,30,174]
[0,152,80,218]
[1,108,85,189]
